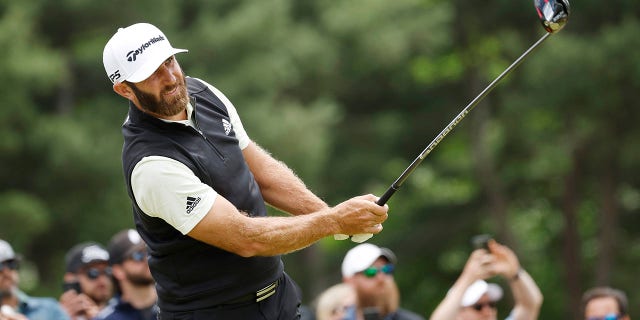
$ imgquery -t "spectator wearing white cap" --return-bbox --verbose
[0,239,69,320]
[429,239,543,320]
[342,243,424,320]
[59,242,114,320]
[94,229,158,320]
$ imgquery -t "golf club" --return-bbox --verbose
[345,0,570,243]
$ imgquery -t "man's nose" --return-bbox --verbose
[156,64,177,84]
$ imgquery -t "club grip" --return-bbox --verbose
[376,187,397,206]
[334,188,394,242]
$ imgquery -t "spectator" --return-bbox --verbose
[315,283,360,320]
[94,229,158,320]
[429,239,543,320]
[102,22,387,318]
[582,287,629,320]
[59,242,114,320]
[342,243,424,320]
[0,239,69,320]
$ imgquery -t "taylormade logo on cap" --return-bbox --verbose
[126,35,167,62]
[103,23,188,84]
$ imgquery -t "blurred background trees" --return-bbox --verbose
[0,0,638,318]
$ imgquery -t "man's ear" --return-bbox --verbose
[113,82,135,100]
[111,264,125,281]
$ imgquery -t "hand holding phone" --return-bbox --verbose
[471,234,492,251]
[62,281,81,293]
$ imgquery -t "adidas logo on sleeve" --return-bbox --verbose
[186,196,201,214]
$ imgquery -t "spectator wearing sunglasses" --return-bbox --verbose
[0,239,69,320]
[94,229,158,320]
[582,287,629,320]
[341,243,424,320]
[429,240,543,320]
[59,242,114,320]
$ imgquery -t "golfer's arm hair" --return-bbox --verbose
[242,141,329,215]
[187,193,340,257]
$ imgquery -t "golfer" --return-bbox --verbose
[102,22,388,319]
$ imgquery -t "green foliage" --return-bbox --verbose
[0,191,50,248]
[0,1,638,318]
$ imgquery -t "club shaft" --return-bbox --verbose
[377,32,551,206]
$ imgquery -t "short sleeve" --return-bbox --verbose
[131,156,217,234]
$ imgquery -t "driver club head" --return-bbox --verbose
[534,0,570,33]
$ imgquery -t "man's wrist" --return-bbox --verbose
[510,267,523,281]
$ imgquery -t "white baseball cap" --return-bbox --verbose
[341,243,397,277]
[460,280,503,307]
[0,240,16,262]
[103,22,188,84]
[65,242,110,272]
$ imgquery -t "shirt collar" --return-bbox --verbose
[159,102,194,127]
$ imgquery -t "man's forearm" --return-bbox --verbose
[509,269,543,320]
[188,194,386,257]
[260,158,327,215]
[239,211,339,256]
[243,142,328,215]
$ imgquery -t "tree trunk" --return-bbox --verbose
[562,145,584,320]
[468,72,514,247]
[299,243,324,302]
[596,153,617,285]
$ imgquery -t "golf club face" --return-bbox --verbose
[534,0,570,33]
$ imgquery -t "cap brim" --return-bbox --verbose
[460,281,504,307]
[379,248,397,264]
[342,244,398,277]
[126,48,188,83]
[486,283,503,302]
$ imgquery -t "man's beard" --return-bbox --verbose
[126,271,155,287]
[128,75,189,117]
[356,282,398,316]
[0,287,11,296]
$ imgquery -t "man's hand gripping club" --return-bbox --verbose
[333,195,387,243]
